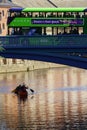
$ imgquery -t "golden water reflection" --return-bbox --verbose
[0,67,87,129]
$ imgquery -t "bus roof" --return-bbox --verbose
[22,7,87,12]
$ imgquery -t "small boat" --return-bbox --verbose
[12,85,28,98]
[12,84,34,98]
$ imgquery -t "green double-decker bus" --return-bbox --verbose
[7,7,87,35]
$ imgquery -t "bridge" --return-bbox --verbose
[0,35,87,69]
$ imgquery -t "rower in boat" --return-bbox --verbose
[12,83,34,96]
[12,83,28,96]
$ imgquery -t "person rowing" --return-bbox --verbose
[12,83,28,95]
[12,83,34,95]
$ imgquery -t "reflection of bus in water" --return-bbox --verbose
[7,7,87,35]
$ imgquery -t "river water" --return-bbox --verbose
[0,67,87,130]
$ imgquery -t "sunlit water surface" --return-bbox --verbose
[0,67,87,130]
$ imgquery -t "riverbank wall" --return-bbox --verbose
[0,58,66,73]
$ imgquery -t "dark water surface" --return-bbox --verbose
[0,67,87,130]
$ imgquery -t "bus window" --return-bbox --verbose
[46,27,52,35]
[33,13,39,17]
[76,12,80,18]
[78,27,83,34]
[57,12,63,18]
[58,27,64,34]
[64,27,70,34]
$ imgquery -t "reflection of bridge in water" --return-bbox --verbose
[0,35,87,69]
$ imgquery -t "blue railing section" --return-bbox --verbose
[0,35,87,48]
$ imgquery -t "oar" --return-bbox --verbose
[29,88,34,94]
[28,83,34,94]
[11,89,16,93]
